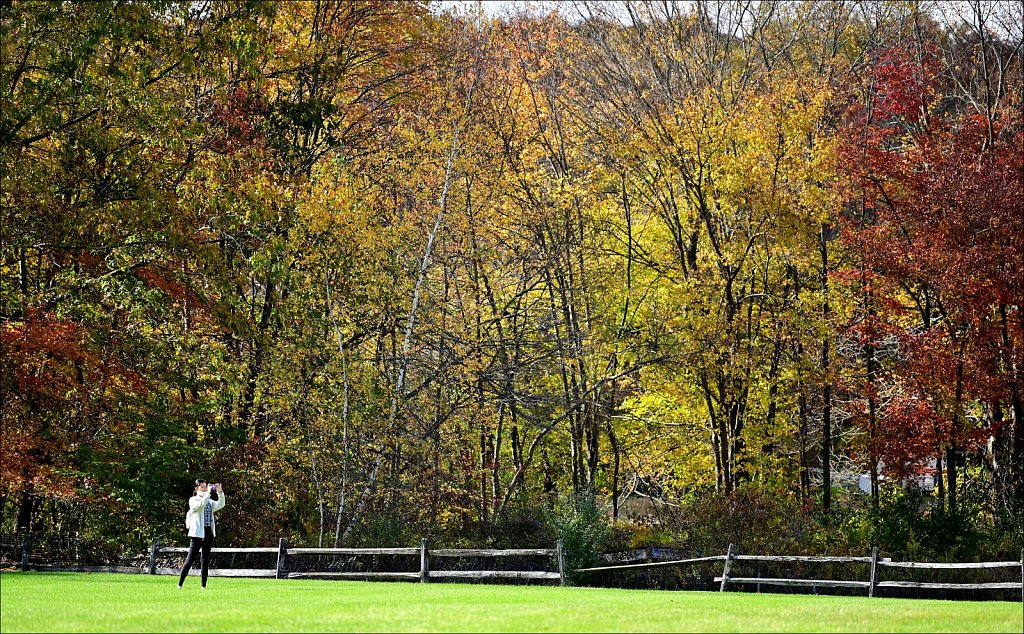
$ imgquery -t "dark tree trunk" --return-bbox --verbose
[16,488,34,534]
[1012,387,1024,505]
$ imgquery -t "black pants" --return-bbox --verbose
[178,530,214,587]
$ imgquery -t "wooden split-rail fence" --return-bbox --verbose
[7,533,1021,600]
[147,537,568,585]
[574,543,1024,599]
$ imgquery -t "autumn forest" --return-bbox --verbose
[1,1,1022,564]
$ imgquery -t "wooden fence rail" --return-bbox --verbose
[576,543,1023,600]
[574,555,726,574]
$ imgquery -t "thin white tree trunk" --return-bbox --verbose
[326,277,350,546]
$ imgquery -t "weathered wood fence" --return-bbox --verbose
[1,533,142,574]
[6,533,1021,600]
[574,543,1024,599]
[147,537,568,585]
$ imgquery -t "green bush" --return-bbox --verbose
[550,492,611,579]
[355,515,410,547]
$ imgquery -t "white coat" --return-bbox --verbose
[185,490,226,538]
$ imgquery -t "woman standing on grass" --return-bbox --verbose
[178,479,226,589]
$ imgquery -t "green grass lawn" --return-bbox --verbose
[1,572,1020,633]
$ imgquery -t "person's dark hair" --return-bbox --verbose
[194,479,207,491]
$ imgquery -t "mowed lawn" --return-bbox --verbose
[1,572,1021,633]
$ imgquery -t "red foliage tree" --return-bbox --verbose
[840,45,1024,512]
[1,311,146,532]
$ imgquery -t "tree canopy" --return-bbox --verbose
[2,0,1021,559]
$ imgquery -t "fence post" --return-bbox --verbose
[420,538,430,583]
[1019,548,1022,604]
[868,546,879,597]
[276,538,288,580]
[148,536,161,575]
[556,539,567,587]
[719,544,735,592]
[20,533,30,572]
